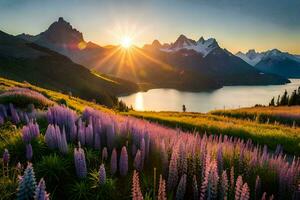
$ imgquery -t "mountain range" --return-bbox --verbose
[16,17,289,91]
[236,49,300,78]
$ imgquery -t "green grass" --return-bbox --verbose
[125,111,300,155]
[211,106,300,127]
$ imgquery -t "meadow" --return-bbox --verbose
[126,111,300,155]
[211,106,300,127]
[0,78,299,200]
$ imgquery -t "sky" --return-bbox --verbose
[0,0,300,54]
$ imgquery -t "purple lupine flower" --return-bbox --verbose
[158,175,167,200]
[34,178,49,200]
[17,163,37,200]
[110,148,117,175]
[2,149,9,166]
[106,124,115,151]
[99,164,106,185]
[10,103,20,124]
[240,183,250,200]
[119,146,128,177]
[134,150,142,172]
[22,126,31,144]
[22,122,40,144]
[74,144,87,179]
[45,124,56,149]
[132,170,143,200]
[26,143,33,161]
[77,119,85,146]
[235,176,243,200]
[167,149,178,192]
[102,147,108,162]
[70,123,77,142]
[140,138,145,170]
[132,144,137,157]
[58,127,68,154]
[0,104,7,118]
[175,174,187,200]
[85,122,94,147]
[94,131,101,150]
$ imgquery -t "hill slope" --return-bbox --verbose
[0,30,138,107]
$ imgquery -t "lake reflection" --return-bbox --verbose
[119,79,300,113]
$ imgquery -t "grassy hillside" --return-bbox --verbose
[126,111,300,155]
[0,31,138,108]
[0,77,299,200]
[0,77,112,113]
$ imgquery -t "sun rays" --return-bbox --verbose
[90,21,175,84]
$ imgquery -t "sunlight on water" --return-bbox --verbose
[135,92,144,111]
[119,79,300,113]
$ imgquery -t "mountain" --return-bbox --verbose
[161,34,219,57]
[236,49,300,78]
[143,35,288,86]
[17,17,106,67]
[0,30,138,107]
[18,18,289,89]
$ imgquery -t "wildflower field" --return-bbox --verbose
[0,78,299,200]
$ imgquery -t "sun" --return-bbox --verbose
[121,36,132,49]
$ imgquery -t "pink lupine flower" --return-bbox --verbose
[158,175,167,200]
[261,192,267,200]
[110,148,117,175]
[240,183,250,200]
[119,146,128,176]
[235,176,243,200]
[200,159,219,200]
[230,167,235,191]
[167,149,178,191]
[132,170,143,200]
[220,170,229,200]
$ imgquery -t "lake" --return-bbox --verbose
[119,79,300,113]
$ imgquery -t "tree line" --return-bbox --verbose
[269,86,300,106]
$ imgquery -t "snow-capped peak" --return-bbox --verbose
[160,35,219,57]
[236,48,300,66]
